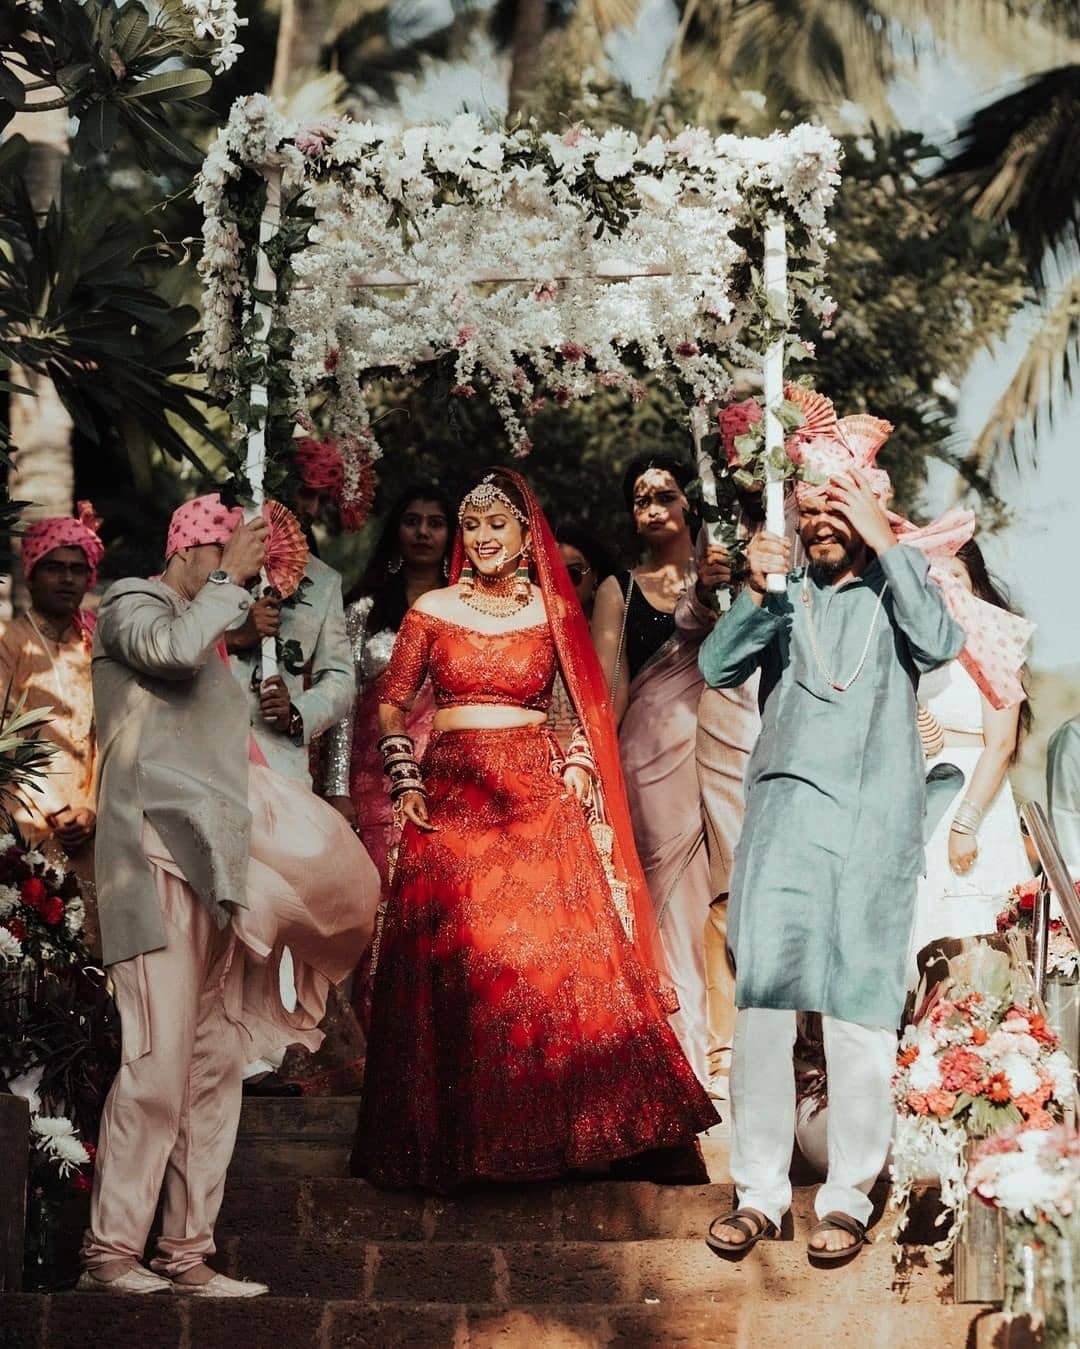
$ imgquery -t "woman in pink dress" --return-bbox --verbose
[320,483,454,1020]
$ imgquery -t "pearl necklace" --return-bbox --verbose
[800,571,889,693]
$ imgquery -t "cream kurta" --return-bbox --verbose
[0,613,96,842]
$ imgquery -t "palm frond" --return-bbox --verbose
[965,265,1080,475]
[941,64,1080,281]
[0,688,58,824]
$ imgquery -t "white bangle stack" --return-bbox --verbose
[950,798,984,837]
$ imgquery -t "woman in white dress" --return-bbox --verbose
[908,540,1033,970]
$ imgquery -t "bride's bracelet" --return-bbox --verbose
[379,733,426,799]
[564,727,597,779]
[950,798,984,837]
[917,706,945,759]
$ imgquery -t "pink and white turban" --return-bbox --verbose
[891,507,1034,711]
[165,493,244,561]
[784,387,894,504]
[21,501,106,585]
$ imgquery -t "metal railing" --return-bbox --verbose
[1019,801,1080,1000]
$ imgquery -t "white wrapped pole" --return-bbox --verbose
[763,212,788,595]
[691,403,731,612]
[246,166,283,676]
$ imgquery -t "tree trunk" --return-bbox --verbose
[4,100,73,618]
[272,0,327,99]
[507,0,549,115]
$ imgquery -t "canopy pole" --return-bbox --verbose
[691,403,731,612]
[763,212,788,595]
[247,165,283,676]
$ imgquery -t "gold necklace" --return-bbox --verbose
[460,571,529,618]
[800,572,889,692]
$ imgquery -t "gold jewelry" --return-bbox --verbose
[800,572,889,693]
[460,567,530,618]
[458,475,528,527]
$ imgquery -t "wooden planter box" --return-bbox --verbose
[0,1092,29,1293]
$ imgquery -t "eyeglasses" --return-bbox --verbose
[36,561,91,580]
[564,563,592,584]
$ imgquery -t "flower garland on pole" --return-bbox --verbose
[194,96,840,508]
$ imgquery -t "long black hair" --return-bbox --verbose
[620,452,699,551]
[554,522,616,584]
[955,538,1033,753]
[347,481,455,634]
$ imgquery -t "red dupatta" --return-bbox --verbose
[449,469,677,1009]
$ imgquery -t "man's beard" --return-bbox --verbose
[808,546,857,583]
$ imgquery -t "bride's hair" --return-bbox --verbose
[956,539,1032,752]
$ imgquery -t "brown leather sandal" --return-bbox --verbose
[705,1207,778,1255]
[807,1211,868,1263]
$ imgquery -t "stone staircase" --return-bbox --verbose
[0,1098,1036,1349]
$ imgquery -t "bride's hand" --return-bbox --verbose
[562,765,591,804]
[399,790,437,832]
[948,829,977,876]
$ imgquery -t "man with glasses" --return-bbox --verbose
[0,504,106,949]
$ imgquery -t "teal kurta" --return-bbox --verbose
[698,545,964,1028]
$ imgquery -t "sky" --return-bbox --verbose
[387,8,1079,671]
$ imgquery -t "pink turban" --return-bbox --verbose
[165,493,243,561]
[21,501,106,585]
[293,438,345,493]
[783,387,894,504]
[891,507,1034,710]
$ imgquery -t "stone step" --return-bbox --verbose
[230,1095,362,1178]
[216,1232,960,1306]
[0,1292,1004,1349]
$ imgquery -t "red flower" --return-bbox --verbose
[1019,891,1037,913]
[4,917,26,941]
[41,896,65,926]
[985,1073,1011,1103]
[72,1172,92,1193]
[324,348,339,373]
[559,342,586,363]
[717,398,763,466]
[20,876,47,910]
[675,340,699,357]
[897,1045,918,1067]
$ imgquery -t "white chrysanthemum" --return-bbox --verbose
[906,1051,942,1092]
[1045,1049,1077,1101]
[32,1117,91,1176]
[1000,1053,1040,1099]
[0,833,16,852]
[31,1115,76,1140]
[23,850,46,870]
[0,884,19,919]
[63,897,86,937]
[0,927,23,962]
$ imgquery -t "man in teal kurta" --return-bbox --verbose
[700,462,964,1261]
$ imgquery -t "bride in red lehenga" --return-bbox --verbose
[355,468,718,1190]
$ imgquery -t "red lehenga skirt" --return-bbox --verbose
[356,724,718,1190]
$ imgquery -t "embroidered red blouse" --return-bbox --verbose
[377,609,559,713]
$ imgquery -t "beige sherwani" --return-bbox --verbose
[84,574,255,1279]
[92,577,253,967]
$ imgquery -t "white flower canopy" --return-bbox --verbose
[195,95,841,543]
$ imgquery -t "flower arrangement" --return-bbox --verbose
[891,945,1076,1257]
[968,1125,1080,1340]
[997,879,1080,980]
[194,98,841,475]
[178,0,246,73]
[715,388,810,492]
[0,832,86,970]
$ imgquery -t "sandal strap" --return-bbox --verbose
[814,1211,866,1241]
[710,1208,772,1241]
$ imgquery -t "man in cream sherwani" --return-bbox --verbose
[79,496,271,1298]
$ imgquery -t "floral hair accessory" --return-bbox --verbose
[457,475,528,527]
[21,501,106,585]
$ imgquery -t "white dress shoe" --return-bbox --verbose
[76,1266,171,1295]
[170,1272,269,1298]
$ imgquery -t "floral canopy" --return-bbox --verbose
[195,94,841,500]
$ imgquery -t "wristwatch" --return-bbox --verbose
[287,706,304,746]
[206,569,231,586]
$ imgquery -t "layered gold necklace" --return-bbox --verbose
[460,569,530,618]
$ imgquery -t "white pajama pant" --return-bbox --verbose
[729,1007,895,1230]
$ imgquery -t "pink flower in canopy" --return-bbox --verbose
[675,341,699,357]
[512,436,534,459]
[630,381,647,404]
[534,281,559,303]
[526,397,546,415]
[454,325,478,348]
[324,348,339,373]
[450,384,476,398]
[718,398,763,466]
[512,366,528,391]
[597,371,622,387]
[560,342,586,363]
[554,385,572,406]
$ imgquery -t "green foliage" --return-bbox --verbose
[0,693,57,826]
[803,130,1028,513]
[0,0,220,166]
[0,139,226,474]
